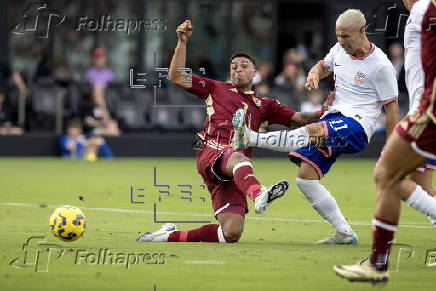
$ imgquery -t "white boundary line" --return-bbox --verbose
[185,261,226,265]
[0,202,434,229]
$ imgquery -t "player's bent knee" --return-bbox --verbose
[305,123,325,137]
[230,152,250,164]
[374,163,397,189]
[227,152,250,174]
[222,227,243,243]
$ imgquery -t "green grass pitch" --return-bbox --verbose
[0,157,435,290]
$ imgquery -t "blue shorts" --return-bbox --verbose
[417,159,436,172]
[289,112,368,178]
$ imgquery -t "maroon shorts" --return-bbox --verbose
[196,144,248,218]
[396,111,436,159]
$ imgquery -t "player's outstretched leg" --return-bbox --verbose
[137,223,227,243]
[231,108,311,152]
[296,162,357,244]
[334,131,427,284]
[137,213,245,243]
[225,151,288,214]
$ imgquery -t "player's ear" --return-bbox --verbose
[360,25,366,36]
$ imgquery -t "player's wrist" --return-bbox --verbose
[316,109,325,118]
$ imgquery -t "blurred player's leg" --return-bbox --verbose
[372,133,425,251]
[334,131,427,282]
[296,162,357,244]
[400,178,436,226]
[167,212,243,243]
[137,212,244,243]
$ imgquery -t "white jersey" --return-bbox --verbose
[323,42,398,141]
[404,0,429,113]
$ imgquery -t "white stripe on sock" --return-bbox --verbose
[372,219,398,231]
[232,161,252,175]
[214,203,230,216]
[217,226,227,243]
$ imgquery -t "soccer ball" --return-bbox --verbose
[49,206,86,242]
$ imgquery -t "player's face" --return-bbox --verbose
[230,57,256,88]
[335,26,365,56]
[67,126,82,137]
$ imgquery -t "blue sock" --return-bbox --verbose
[99,143,114,158]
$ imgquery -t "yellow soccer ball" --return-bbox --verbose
[49,206,86,242]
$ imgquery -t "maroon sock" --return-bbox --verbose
[233,162,262,201]
[168,224,221,242]
[370,217,398,271]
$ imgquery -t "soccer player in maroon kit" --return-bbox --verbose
[137,20,328,243]
[334,0,436,284]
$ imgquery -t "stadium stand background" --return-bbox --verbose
[0,0,408,157]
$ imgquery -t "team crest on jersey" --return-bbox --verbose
[252,96,261,106]
[353,71,366,85]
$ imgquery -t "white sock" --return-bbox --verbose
[217,226,227,243]
[405,185,436,220]
[248,127,310,152]
[296,178,353,235]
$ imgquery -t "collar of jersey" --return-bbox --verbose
[230,87,254,94]
[349,42,375,60]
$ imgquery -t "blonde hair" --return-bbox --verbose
[336,9,366,31]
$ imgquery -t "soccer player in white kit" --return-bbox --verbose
[231,9,436,244]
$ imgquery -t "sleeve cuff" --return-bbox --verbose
[382,97,398,105]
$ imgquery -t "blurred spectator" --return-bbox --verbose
[283,47,307,66]
[254,82,270,96]
[84,48,120,136]
[83,95,121,136]
[0,93,23,135]
[85,47,114,89]
[0,61,27,101]
[274,49,306,92]
[300,89,323,112]
[388,43,404,78]
[33,52,54,83]
[59,118,113,161]
[0,60,26,133]
[388,42,407,94]
[253,60,274,86]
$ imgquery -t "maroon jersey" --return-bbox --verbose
[419,0,436,118]
[186,75,296,148]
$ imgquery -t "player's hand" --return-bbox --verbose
[322,90,335,110]
[305,72,320,91]
[176,20,193,42]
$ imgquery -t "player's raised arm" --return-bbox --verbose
[169,20,193,89]
[304,60,332,90]
[290,91,335,126]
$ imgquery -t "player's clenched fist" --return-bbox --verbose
[304,71,320,90]
[176,20,193,42]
